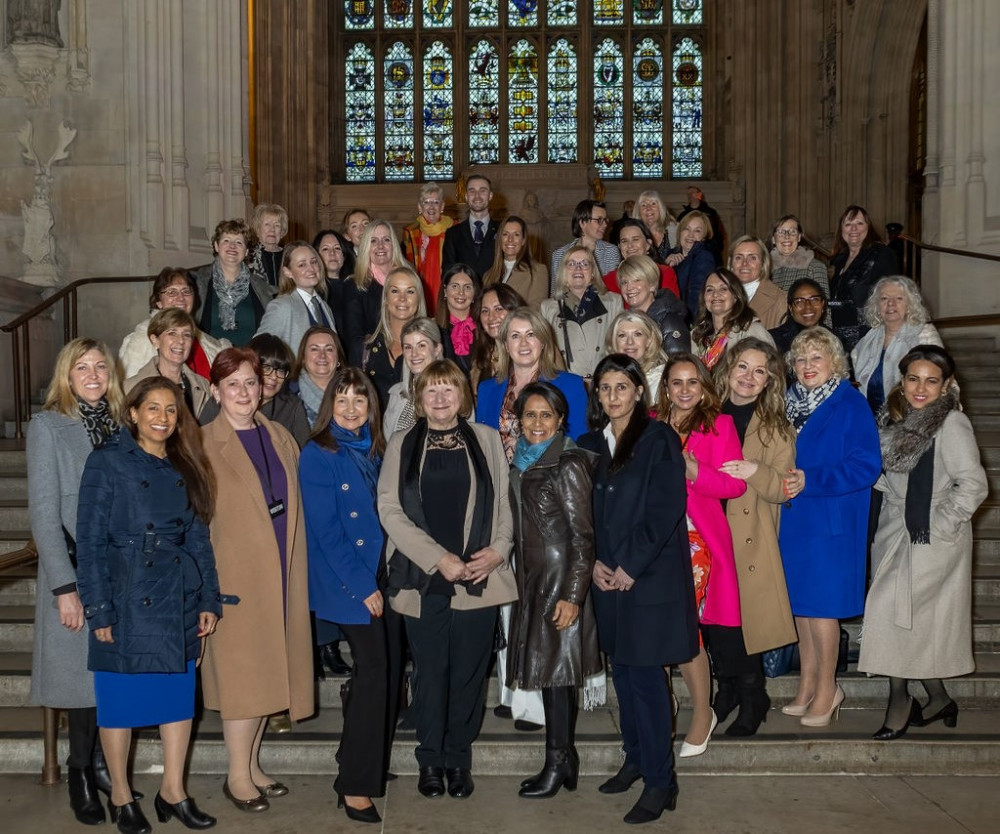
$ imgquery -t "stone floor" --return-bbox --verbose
[1,773,996,833]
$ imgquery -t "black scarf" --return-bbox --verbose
[879,389,959,544]
[77,398,117,448]
[387,418,494,598]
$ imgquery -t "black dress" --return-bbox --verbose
[829,243,898,351]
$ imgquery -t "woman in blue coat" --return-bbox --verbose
[779,327,881,727]
[299,367,388,824]
[76,377,222,832]
[578,354,698,824]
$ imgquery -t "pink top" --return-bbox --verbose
[682,413,746,627]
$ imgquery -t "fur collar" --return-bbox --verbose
[770,247,816,270]
[879,388,959,472]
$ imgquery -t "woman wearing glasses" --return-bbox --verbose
[769,216,830,296]
[550,200,621,284]
[402,183,454,314]
[120,267,231,378]
[769,279,837,356]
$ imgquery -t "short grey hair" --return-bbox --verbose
[863,275,930,328]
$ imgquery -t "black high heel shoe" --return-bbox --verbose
[108,799,152,834]
[872,698,923,741]
[912,699,958,728]
[154,792,217,829]
[92,749,143,801]
[337,792,381,824]
[623,783,679,824]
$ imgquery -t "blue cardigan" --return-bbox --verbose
[300,439,384,625]
[476,370,589,440]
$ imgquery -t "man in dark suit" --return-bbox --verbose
[442,174,500,280]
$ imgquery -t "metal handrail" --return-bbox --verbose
[1,275,155,438]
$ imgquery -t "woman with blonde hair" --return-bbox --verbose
[402,183,454,313]
[28,339,125,825]
[605,311,667,405]
[541,246,623,380]
[483,215,549,309]
[632,190,678,261]
[665,210,718,319]
[248,203,289,289]
[384,317,444,438]
[616,254,689,356]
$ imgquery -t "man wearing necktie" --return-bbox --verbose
[442,174,500,282]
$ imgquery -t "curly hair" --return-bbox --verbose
[787,327,850,381]
[862,275,930,328]
[712,337,794,444]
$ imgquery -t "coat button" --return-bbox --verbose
[350,511,358,518]
[174,556,181,564]
[145,560,154,568]
[140,481,149,488]
[176,479,184,487]
[341,483,350,491]
[745,537,753,544]
[743,508,750,515]
[356,539,364,547]
[748,565,756,572]
[146,522,154,530]
[142,598,152,606]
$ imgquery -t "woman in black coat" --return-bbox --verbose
[507,382,602,799]
[578,354,698,825]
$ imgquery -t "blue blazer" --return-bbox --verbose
[300,440,384,625]
[674,240,718,319]
[779,380,881,618]
[477,370,589,440]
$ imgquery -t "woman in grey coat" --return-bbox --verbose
[28,338,125,825]
[858,346,987,739]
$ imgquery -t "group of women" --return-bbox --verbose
[28,195,986,829]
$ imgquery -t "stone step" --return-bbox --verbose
[0,475,27,501]
[1,703,998,777]
[0,504,30,532]
[943,335,997,351]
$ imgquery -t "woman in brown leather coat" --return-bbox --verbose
[506,381,602,799]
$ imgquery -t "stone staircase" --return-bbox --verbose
[1,333,999,778]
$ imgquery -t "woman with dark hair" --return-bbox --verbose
[603,219,680,297]
[378,360,517,800]
[769,277,833,355]
[201,348,314,813]
[550,199,621,281]
[691,269,774,370]
[435,264,481,377]
[120,267,231,378]
[192,219,275,347]
[665,211,718,319]
[858,346,986,739]
[713,339,798,736]
[769,215,830,295]
[578,354,696,824]
[247,333,311,447]
[255,241,336,356]
[300,368,390,823]
[77,377,221,831]
[469,283,527,392]
[124,309,211,423]
[313,228,355,337]
[507,381,602,798]
[828,205,899,351]
[290,325,344,427]
[482,215,549,309]
[29,339,126,825]
[658,354,746,758]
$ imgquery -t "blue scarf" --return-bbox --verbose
[512,433,557,472]
[330,421,380,493]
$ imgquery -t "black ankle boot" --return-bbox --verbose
[518,748,578,798]
[725,673,771,737]
[69,767,106,825]
[108,799,152,834]
[320,641,351,675]
[713,676,739,723]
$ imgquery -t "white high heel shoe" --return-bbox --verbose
[679,713,718,758]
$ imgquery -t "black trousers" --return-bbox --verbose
[66,707,99,769]
[612,662,675,790]
[404,594,497,770]
[336,618,389,796]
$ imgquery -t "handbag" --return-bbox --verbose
[761,628,850,677]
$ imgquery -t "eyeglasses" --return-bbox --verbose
[791,295,823,308]
[775,229,800,238]
[160,288,194,299]
[586,216,609,225]
[260,364,289,379]
[565,259,592,270]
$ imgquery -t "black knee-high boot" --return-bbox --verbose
[519,687,578,798]
[725,668,771,737]
[66,708,104,825]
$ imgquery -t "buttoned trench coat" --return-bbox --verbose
[723,413,798,654]
[857,411,987,679]
[199,413,315,721]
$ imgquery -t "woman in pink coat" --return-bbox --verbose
[659,353,745,758]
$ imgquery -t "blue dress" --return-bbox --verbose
[778,381,881,618]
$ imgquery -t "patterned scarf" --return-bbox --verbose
[450,314,476,356]
[77,398,117,448]
[785,376,841,433]
[212,259,252,331]
[702,329,729,370]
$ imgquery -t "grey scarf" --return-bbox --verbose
[878,388,959,473]
[211,260,252,331]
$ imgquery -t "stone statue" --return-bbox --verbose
[591,175,606,202]
[520,190,548,264]
[17,119,77,286]
[455,173,467,205]
[7,0,64,47]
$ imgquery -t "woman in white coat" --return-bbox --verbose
[858,345,987,739]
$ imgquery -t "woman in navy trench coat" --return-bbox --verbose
[578,354,698,825]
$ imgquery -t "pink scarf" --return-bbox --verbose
[450,315,476,356]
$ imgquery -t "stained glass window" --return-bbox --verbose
[423,0,453,28]
[383,0,413,28]
[383,41,415,181]
[469,40,501,164]
[672,0,703,25]
[469,1,499,27]
[594,0,624,26]
[632,37,664,178]
[423,41,454,179]
[547,1,576,25]
[508,39,539,163]
[508,0,538,27]
[546,39,577,163]
[345,42,376,182]
[672,37,703,177]
[344,0,375,30]
[634,0,664,25]
[593,39,625,178]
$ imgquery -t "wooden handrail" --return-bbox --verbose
[932,313,1000,329]
[900,234,1000,263]
[0,541,37,573]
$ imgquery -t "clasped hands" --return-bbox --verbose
[593,560,634,592]
[436,547,503,584]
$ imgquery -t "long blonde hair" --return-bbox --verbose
[352,220,406,289]
[43,338,125,420]
[712,337,795,444]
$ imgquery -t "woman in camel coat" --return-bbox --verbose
[200,347,314,812]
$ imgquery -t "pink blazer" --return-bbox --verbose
[683,414,746,627]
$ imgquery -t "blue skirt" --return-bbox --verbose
[95,659,196,728]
